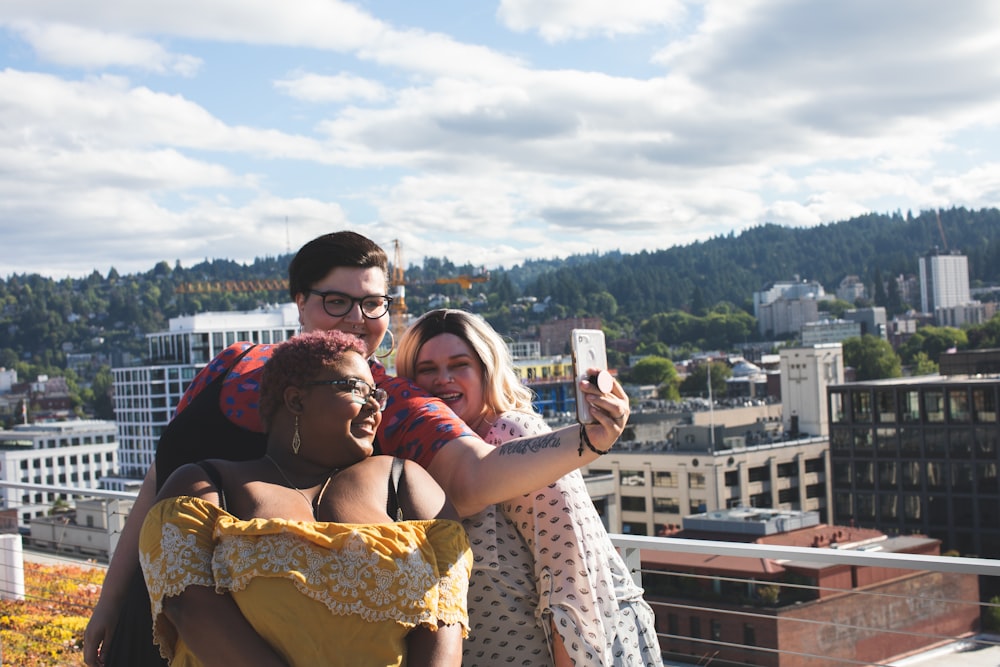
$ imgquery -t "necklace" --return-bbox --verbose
[264,454,337,518]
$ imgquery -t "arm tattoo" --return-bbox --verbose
[497,431,562,457]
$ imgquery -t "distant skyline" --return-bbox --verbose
[2,1,1000,279]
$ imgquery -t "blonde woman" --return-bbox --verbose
[397,309,662,667]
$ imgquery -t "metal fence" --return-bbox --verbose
[3,481,1000,666]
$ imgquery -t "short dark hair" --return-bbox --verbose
[287,231,389,301]
[259,330,368,428]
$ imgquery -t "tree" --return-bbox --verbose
[629,356,680,400]
[843,335,902,380]
[912,352,938,376]
[679,361,732,397]
[898,326,968,365]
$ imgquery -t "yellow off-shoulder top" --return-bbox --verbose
[139,496,472,667]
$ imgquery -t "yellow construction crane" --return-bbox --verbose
[387,239,490,347]
[389,239,409,350]
[174,279,286,294]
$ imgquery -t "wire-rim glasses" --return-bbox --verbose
[308,290,392,319]
[306,378,388,410]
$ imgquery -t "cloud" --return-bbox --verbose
[497,0,686,42]
[274,72,388,104]
[13,21,201,74]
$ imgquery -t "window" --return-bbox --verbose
[878,461,898,488]
[876,428,898,455]
[949,389,971,423]
[776,462,797,478]
[924,389,945,423]
[901,390,920,422]
[710,619,722,642]
[876,389,897,423]
[778,488,796,504]
[805,483,824,499]
[654,497,680,513]
[653,471,677,487]
[743,624,756,647]
[690,617,701,639]
[974,388,998,423]
[852,391,873,423]
[621,496,646,512]
[830,391,847,423]
[667,613,679,636]
[688,473,706,489]
[689,499,706,514]
[804,457,824,474]
[622,521,647,536]
[854,461,875,489]
[620,471,645,487]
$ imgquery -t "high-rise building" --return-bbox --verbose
[108,304,299,485]
[918,249,970,314]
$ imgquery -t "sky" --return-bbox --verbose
[2,1,1000,280]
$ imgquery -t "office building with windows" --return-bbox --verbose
[108,304,299,485]
[0,420,119,526]
[827,360,1000,557]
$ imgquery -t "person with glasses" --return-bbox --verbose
[396,309,662,667]
[138,329,472,667]
[86,231,630,667]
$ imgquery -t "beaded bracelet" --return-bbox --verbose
[579,423,612,456]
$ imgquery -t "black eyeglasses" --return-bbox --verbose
[306,378,388,410]
[308,290,393,319]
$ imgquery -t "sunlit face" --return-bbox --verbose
[412,333,489,432]
[294,267,390,358]
[298,351,381,467]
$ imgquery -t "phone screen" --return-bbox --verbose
[571,329,608,424]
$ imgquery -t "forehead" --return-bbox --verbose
[417,332,476,361]
[328,350,373,381]
[313,266,387,293]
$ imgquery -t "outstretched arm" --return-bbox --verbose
[427,374,628,518]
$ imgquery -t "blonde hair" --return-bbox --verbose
[396,309,536,415]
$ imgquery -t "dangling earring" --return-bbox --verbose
[291,415,301,454]
[375,329,396,359]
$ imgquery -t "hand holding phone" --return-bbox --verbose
[571,329,611,424]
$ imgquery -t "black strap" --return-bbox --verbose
[195,460,227,512]
[386,457,405,522]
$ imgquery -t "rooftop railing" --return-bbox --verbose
[4,481,1000,666]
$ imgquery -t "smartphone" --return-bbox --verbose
[571,329,609,424]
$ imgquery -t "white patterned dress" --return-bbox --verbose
[462,411,663,666]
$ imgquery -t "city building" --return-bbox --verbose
[918,249,970,314]
[583,434,830,536]
[109,304,300,485]
[537,317,602,356]
[779,344,843,439]
[835,274,867,303]
[757,297,819,338]
[827,357,1000,557]
[578,345,843,536]
[644,508,979,667]
[28,497,132,561]
[842,306,887,338]
[800,319,860,346]
[0,420,119,526]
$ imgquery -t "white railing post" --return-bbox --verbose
[619,542,643,588]
[0,533,25,601]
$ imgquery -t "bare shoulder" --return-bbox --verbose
[156,462,219,503]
